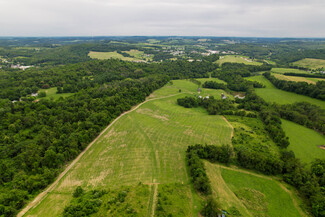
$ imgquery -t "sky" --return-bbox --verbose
[0,0,324,37]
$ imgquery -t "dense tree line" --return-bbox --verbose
[284,72,325,79]
[186,148,212,195]
[177,95,257,118]
[202,81,227,90]
[211,63,266,91]
[273,102,325,134]
[0,59,217,100]
[264,72,325,101]
[259,109,290,148]
[177,96,236,115]
[186,144,231,216]
[63,187,107,217]
[187,144,233,165]
[0,75,169,216]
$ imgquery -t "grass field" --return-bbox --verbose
[271,68,309,74]
[38,87,73,100]
[282,119,325,164]
[25,80,232,217]
[272,73,323,84]
[123,49,153,61]
[205,162,308,217]
[88,51,145,62]
[216,55,263,66]
[246,76,325,109]
[292,58,325,70]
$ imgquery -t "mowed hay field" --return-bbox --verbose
[205,162,308,217]
[292,58,325,70]
[216,55,263,66]
[282,119,325,164]
[271,68,309,74]
[25,80,232,217]
[246,75,325,109]
[88,51,145,62]
[272,73,325,84]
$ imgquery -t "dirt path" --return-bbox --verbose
[217,164,308,217]
[151,184,158,217]
[18,92,185,217]
[222,116,234,139]
[146,183,158,217]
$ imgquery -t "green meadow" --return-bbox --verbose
[282,119,325,164]
[216,55,263,66]
[205,162,308,217]
[271,68,309,74]
[38,87,73,100]
[292,58,325,70]
[88,51,143,61]
[246,75,325,109]
[272,73,325,84]
[25,80,232,217]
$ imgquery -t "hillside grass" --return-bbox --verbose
[292,58,325,70]
[205,162,308,217]
[25,80,232,217]
[155,183,202,216]
[246,75,325,109]
[271,68,309,74]
[272,73,318,84]
[38,87,73,100]
[88,51,143,62]
[123,49,153,61]
[281,119,325,165]
[216,55,263,66]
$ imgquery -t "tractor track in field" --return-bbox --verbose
[18,92,186,217]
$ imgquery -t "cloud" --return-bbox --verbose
[0,0,324,37]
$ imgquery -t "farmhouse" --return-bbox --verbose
[221,93,227,99]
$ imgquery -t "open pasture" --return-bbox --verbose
[246,76,325,109]
[123,49,153,61]
[88,51,143,62]
[25,80,232,216]
[281,119,325,164]
[272,73,322,84]
[292,58,325,70]
[271,68,309,74]
[205,162,308,217]
[216,55,263,66]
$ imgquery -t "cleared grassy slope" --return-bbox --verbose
[216,55,263,66]
[205,162,308,217]
[282,119,325,164]
[292,58,325,70]
[25,80,232,217]
[246,75,325,109]
[271,68,309,74]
